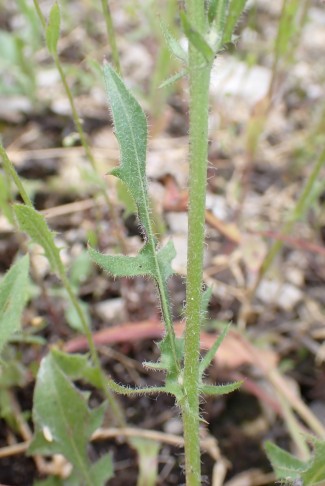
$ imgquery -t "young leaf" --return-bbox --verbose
[208,0,219,25]
[49,348,102,389]
[160,19,187,63]
[46,2,60,55]
[199,324,229,377]
[29,350,113,485]
[200,381,242,396]
[223,0,247,44]
[264,441,307,482]
[159,69,187,89]
[200,285,213,318]
[0,255,29,354]
[180,11,214,63]
[14,204,63,275]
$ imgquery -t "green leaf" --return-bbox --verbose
[180,11,214,63]
[264,441,307,482]
[302,440,325,485]
[200,381,242,395]
[102,62,150,237]
[14,205,63,275]
[0,172,14,223]
[159,69,187,89]
[29,350,112,486]
[89,239,175,283]
[116,179,137,218]
[223,0,247,44]
[50,349,102,389]
[200,285,213,319]
[66,298,90,334]
[70,251,93,287]
[46,2,60,55]
[199,324,229,377]
[208,0,219,25]
[0,255,29,354]
[160,19,187,62]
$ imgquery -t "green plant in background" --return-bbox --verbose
[265,439,325,485]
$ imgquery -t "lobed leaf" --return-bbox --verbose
[102,62,150,236]
[29,350,113,485]
[0,255,29,354]
[46,2,61,55]
[14,204,63,275]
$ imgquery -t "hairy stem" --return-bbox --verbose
[182,2,212,485]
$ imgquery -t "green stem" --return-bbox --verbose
[0,145,125,427]
[182,2,212,485]
[100,0,121,74]
[0,146,33,208]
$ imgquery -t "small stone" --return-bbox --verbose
[94,298,127,323]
